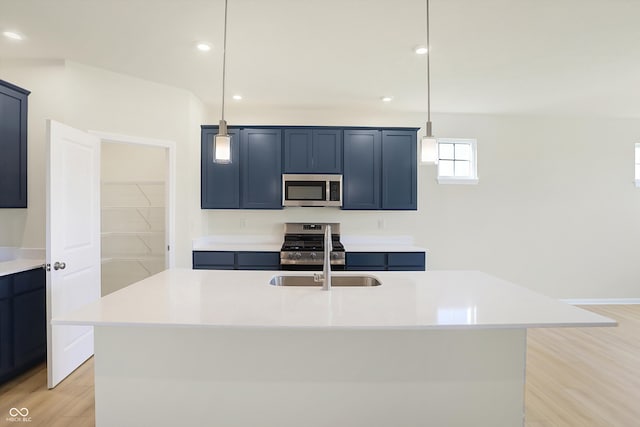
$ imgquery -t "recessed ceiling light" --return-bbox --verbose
[196,43,211,52]
[381,96,393,102]
[3,31,24,41]
[414,46,428,55]
[232,95,242,100]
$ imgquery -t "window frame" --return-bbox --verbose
[436,138,479,185]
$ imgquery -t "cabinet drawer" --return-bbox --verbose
[12,268,45,295]
[387,253,425,268]
[237,252,280,268]
[346,252,386,268]
[0,276,12,299]
[192,251,235,268]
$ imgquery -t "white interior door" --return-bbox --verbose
[46,119,101,389]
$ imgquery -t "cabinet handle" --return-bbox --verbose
[53,262,66,271]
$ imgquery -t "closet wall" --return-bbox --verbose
[101,143,167,296]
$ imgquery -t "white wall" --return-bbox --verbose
[202,105,640,299]
[0,60,205,268]
[0,59,67,247]
[1,60,638,299]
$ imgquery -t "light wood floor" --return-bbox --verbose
[1,305,638,427]
[525,305,640,427]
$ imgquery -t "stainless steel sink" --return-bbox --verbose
[269,275,382,287]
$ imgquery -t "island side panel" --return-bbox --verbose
[94,326,526,427]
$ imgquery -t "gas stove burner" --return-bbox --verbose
[280,222,345,269]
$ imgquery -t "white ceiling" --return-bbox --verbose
[1,0,640,118]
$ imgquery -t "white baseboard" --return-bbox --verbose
[561,298,640,305]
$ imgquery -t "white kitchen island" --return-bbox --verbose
[55,269,614,427]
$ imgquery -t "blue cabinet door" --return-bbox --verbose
[192,251,236,269]
[381,130,417,210]
[343,130,381,210]
[284,128,342,173]
[11,269,46,370]
[0,297,11,377]
[313,129,342,173]
[201,128,240,208]
[237,252,280,270]
[241,129,283,209]
[283,129,313,173]
[0,80,30,208]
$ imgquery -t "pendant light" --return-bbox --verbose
[420,0,438,164]
[214,0,231,163]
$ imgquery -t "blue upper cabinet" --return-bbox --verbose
[241,128,283,209]
[0,80,30,208]
[381,130,417,210]
[283,129,312,172]
[201,128,240,209]
[312,129,342,173]
[201,125,416,210]
[343,130,381,210]
[283,128,342,174]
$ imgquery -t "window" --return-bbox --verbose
[437,138,478,184]
[635,143,640,187]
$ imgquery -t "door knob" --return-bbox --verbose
[53,261,66,270]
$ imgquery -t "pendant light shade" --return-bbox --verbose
[214,119,231,163]
[421,136,438,163]
[420,0,438,165]
[214,0,232,164]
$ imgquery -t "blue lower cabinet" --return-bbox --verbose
[193,251,280,270]
[192,251,235,270]
[13,288,46,366]
[0,268,46,385]
[236,252,280,270]
[346,252,386,270]
[241,129,283,209]
[346,252,425,271]
[0,298,11,377]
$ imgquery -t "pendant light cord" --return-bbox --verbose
[221,0,228,122]
[426,0,431,132]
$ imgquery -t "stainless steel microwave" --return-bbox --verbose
[282,174,342,207]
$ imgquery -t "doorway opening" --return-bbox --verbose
[93,132,176,296]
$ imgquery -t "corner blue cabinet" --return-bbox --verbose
[0,79,30,208]
[0,268,46,385]
[343,130,382,210]
[284,128,342,174]
[240,128,282,209]
[201,128,240,208]
[381,130,417,210]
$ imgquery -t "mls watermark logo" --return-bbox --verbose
[6,407,32,423]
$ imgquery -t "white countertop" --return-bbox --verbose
[193,235,281,252]
[54,269,614,330]
[0,247,45,277]
[192,235,426,253]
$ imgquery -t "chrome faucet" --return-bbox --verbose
[314,225,332,290]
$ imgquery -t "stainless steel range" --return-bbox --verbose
[280,223,345,270]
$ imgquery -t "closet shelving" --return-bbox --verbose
[101,182,165,295]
